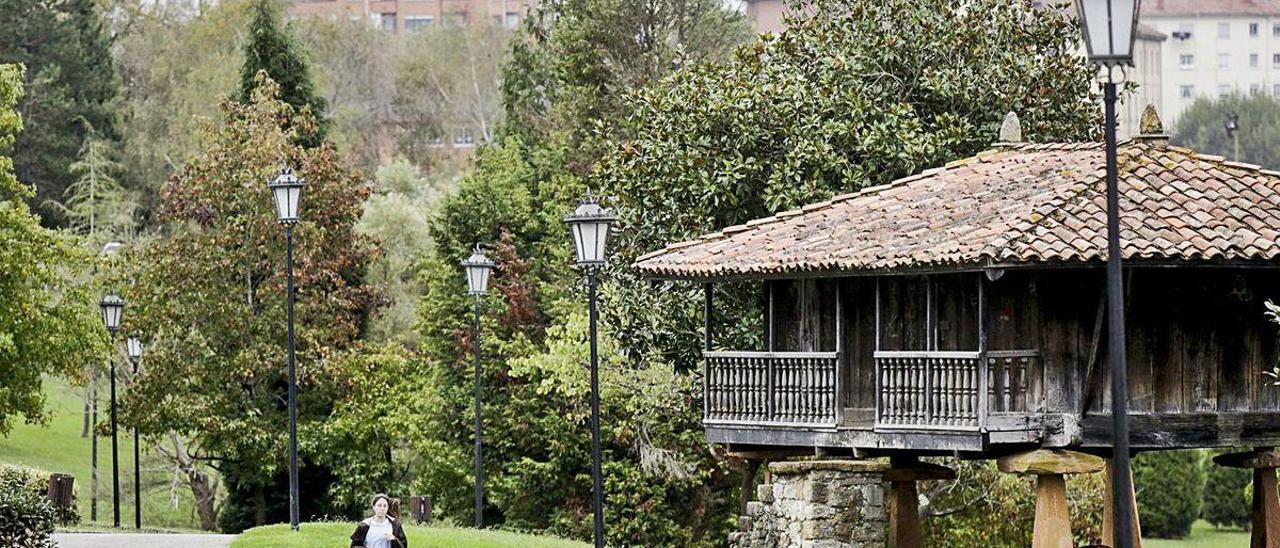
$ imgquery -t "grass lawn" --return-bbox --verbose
[0,376,206,529]
[1145,520,1250,547]
[232,523,590,548]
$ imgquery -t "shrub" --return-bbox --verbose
[1202,453,1251,530]
[0,465,78,525]
[1133,450,1206,538]
[0,465,58,548]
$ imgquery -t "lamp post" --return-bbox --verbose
[1076,1,1140,546]
[126,336,142,530]
[1225,111,1240,161]
[98,294,125,528]
[461,246,495,529]
[564,193,615,548]
[268,166,304,531]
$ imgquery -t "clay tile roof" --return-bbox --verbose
[633,140,1280,280]
[1142,0,1280,16]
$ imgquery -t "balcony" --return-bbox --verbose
[703,351,840,426]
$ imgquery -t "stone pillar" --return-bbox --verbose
[1212,449,1280,548]
[997,449,1104,548]
[730,460,889,548]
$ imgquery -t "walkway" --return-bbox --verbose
[53,532,237,548]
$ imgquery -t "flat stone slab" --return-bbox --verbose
[769,459,890,475]
[1213,450,1280,469]
[52,533,237,548]
[884,462,957,482]
[997,449,1104,476]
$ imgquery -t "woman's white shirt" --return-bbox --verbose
[364,517,394,548]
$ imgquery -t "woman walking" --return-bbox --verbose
[350,493,408,548]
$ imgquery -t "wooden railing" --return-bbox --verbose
[875,351,983,429]
[875,349,1039,430]
[703,351,840,426]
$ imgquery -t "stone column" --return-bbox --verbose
[997,449,1104,548]
[731,460,889,548]
[1212,449,1280,548]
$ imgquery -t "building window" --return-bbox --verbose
[1252,84,1262,96]
[1274,23,1280,37]
[453,129,476,147]
[1251,22,1260,36]
[405,15,434,32]
[1273,53,1280,66]
[1219,84,1232,98]
[1219,22,1231,39]
[1251,53,1260,68]
[380,12,397,32]
[1219,53,1231,69]
[1274,83,1280,96]
[1176,22,1195,40]
[506,12,520,29]
[1179,54,1194,68]
[444,13,466,28]
[1181,85,1194,98]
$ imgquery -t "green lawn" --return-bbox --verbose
[1145,520,1250,547]
[0,376,205,529]
[232,523,590,548]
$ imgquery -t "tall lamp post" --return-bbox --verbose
[1076,1,1140,546]
[564,194,614,548]
[267,166,305,531]
[126,336,143,530]
[1225,111,1240,161]
[98,294,125,528]
[461,246,495,529]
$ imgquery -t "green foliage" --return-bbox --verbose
[0,64,105,436]
[0,0,120,225]
[923,460,1103,547]
[1134,450,1207,539]
[1172,94,1280,169]
[0,464,77,525]
[117,78,380,525]
[1266,301,1280,386]
[1202,453,1251,530]
[46,123,136,237]
[0,465,57,548]
[238,0,329,148]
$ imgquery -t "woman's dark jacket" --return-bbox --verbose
[349,516,408,548]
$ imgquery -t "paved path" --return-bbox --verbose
[53,533,237,548]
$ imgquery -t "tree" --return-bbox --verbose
[117,78,380,529]
[0,0,120,225]
[0,64,105,435]
[48,122,135,239]
[238,0,329,147]
[1172,94,1280,169]
[1133,450,1207,538]
[1202,452,1251,530]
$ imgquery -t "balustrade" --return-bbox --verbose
[703,351,840,425]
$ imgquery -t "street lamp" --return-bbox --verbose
[461,246,495,528]
[1225,111,1240,161]
[1076,1,1140,546]
[125,336,142,530]
[98,294,125,528]
[564,193,615,548]
[268,166,304,532]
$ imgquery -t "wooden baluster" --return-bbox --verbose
[931,359,941,426]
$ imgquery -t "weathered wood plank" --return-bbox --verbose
[1081,413,1280,448]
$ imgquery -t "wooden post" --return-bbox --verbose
[998,449,1105,548]
[886,457,955,548]
[741,459,762,516]
[1212,449,1280,548]
[1102,459,1142,548]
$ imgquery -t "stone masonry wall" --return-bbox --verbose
[729,460,888,548]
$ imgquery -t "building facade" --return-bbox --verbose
[1143,0,1280,126]
[286,0,537,34]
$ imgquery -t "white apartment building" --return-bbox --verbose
[1143,0,1280,127]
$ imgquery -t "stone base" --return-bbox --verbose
[729,460,889,548]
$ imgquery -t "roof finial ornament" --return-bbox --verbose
[1139,104,1164,135]
[998,111,1023,144]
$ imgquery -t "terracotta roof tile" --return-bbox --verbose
[634,140,1280,280]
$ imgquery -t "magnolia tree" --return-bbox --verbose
[115,77,382,529]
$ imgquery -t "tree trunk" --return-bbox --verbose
[254,484,266,526]
[186,466,219,531]
[90,384,99,522]
[81,387,91,438]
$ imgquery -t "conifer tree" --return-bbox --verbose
[238,0,329,147]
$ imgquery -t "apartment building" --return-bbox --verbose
[1143,0,1280,126]
[287,0,538,34]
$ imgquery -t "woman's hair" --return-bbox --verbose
[371,493,391,508]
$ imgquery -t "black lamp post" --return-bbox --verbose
[268,166,304,531]
[1076,1,1140,546]
[1225,111,1240,161]
[98,294,125,528]
[461,246,495,529]
[126,336,142,530]
[564,193,615,548]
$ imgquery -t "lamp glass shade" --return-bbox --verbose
[1076,0,1140,65]
[99,295,125,333]
[268,168,305,224]
[461,248,496,296]
[126,337,143,360]
[564,199,615,266]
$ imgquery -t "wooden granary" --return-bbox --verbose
[633,113,1280,546]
